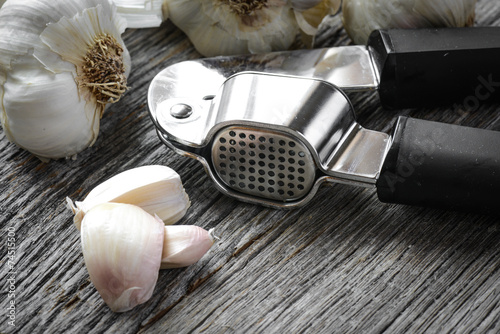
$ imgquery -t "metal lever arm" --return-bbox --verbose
[376,117,500,215]
[368,27,500,109]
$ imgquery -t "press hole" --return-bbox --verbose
[229,131,236,137]
[268,171,275,177]
[259,144,266,150]
[239,174,245,179]
[220,162,226,168]
[249,184,255,189]
[249,134,256,140]
[299,151,305,157]
[278,189,285,195]
[258,177,265,183]
[220,170,226,176]
[279,140,286,146]
[230,180,236,186]
[229,148,236,153]
[287,191,294,196]
[239,133,246,139]
[278,173,285,179]
[239,166,246,172]
[203,95,215,100]
[278,165,285,170]
[230,172,236,178]
[299,160,305,166]
[298,185,304,190]
[289,141,296,147]
[288,183,295,189]
[239,182,246,188]
[249,151,256,157]
[229,164,236,170]
[220,146,227,152]
[279,157,286,163]
[269,138,275,144]
[239,141,246,147]
[249,167,256,173]
[288,174,295,180]
[288,167,295,173]
[249,160,256,165]
[249,176,256,182]
[268,180,275,185]
[249,143,256,149]
[269,155,275,161]
[229,156,236,162]
[259,170,265,175]
[259,153,266,159]
[298,177,305,182]
[219,138,227,144]
[239,150,246,156]
[289,150,296,156]
[220,154,226,159]
[258,161,265,167]
[269,147,275,153]
[268,187,275,193]
[298,168,305,174]
[259,137,266,143]
[239,158,246,163]
[278,181,285,186]
[269,163,275,169]
[289,158,295,164]
[229,139,236,145]
[258,186,265,192]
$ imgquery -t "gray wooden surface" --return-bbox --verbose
[1,1,500,333]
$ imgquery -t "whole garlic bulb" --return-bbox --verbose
[0,0,131,160]
[165,0,341,57]
[342,0,477,45]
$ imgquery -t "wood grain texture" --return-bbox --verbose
[1,1,499,333]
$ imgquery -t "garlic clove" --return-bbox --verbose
[342,0,477,45]
[67,165,190,230]
[80,203,165,312]
[161,226,217,269]
[0,0,130,160]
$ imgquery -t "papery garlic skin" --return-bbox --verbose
[0,0,130,160]
[161,226,216,269]
[81,203,164,312]
[67,165,190,230]
[112,0,167,28]
[165,0,340,57]
[342,0,477,45]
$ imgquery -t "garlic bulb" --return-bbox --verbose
[342,0,477,45]
[0,0,130,160]
[165,0,341,57]
[81,202,215,312]
[67,165,190,230]
[112,0,167,28]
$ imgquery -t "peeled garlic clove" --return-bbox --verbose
[0,0,130,160]
[81,203,165,312]
[67,165,190,230]
[161,226,217,269]
[342,0,477,45]
[112,0,167,28]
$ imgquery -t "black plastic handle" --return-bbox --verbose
[376,117,500,215]
[368,28,500,110]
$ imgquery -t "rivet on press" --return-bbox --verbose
[170,103,193,119]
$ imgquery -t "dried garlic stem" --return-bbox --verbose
[220,0,269,16]
[79,34,128,105]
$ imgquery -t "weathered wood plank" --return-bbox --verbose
[1,1,500,333]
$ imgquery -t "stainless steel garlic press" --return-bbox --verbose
[148,28,500,214]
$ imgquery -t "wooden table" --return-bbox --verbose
[1,1,499,333]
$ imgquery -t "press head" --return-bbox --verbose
[148,70,389,208]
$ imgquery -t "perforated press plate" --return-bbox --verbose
[212,127,316,201]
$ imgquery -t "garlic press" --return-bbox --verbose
[148,28,500,214]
